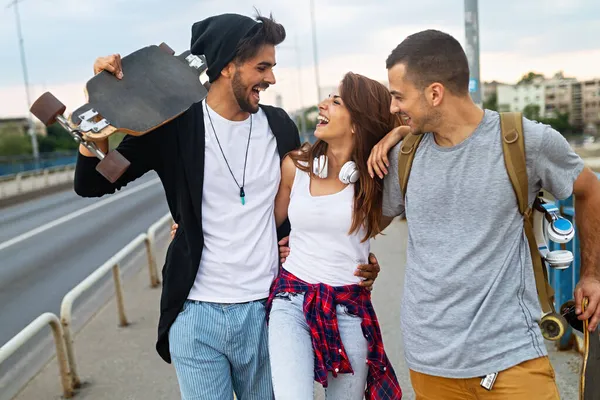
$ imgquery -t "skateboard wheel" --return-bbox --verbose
[159,42,175,56]
[541,312,568,341]
[30,92,66,126]
[95,150,130,183]
[560,300,583,333]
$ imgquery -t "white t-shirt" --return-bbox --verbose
[282,166,369,286]
[187,100,281,303]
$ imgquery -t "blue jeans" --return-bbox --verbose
[268,292,369,400]
[169,299,273,400]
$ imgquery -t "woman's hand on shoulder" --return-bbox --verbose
[367,126,411,179]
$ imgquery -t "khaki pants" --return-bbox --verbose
[410,356,561,400]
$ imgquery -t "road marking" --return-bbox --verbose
[0,178,161,252]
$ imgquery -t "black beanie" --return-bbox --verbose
[190,14,261,83]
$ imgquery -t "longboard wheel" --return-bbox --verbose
[159,42,175,56]
[30,92,66,126]
[541,312,569,341]
[95,150,130,183]
[561,300,583,333]
[561,300,576,315]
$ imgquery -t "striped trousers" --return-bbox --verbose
[169,299,274,400]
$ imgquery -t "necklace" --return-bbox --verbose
[205,101,252,205]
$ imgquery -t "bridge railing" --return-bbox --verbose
[0,212,173,398]
[0,164,75,200]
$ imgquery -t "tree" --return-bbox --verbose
[0,123,32,156]
[46,123,79,151]
[539,112,573,135]
[483,92,497,111]
[523,104,541,121]
[0,134,32,156]
[517,72,544,85]
[294,105,318,132]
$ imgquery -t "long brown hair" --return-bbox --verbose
[289,72,398,242]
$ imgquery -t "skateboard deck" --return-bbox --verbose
[561,298,599,400]
[29,43,208,183]
[69,44,208,141]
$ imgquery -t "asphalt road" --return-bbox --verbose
[0,172,168,349]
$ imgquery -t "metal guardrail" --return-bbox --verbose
[60,234,145,388]
[0,211,173,398]
[0,313,72,398]
[0,163,75,200]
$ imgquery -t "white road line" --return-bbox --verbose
[0,178,161,252]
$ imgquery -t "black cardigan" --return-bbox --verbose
[74,101,301,363]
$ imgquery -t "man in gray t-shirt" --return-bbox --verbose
[370,30,600,399]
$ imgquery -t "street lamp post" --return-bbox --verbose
[7,0,40,162]
[464,0,482,107]
[309,0,321,103]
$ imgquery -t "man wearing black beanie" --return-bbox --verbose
[76,10,383,400]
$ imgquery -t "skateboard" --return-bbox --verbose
[533,195,575,341]
[561,298,599,400]
[29,43,209,183]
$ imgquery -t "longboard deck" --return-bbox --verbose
[70,45,207,135]
[582,298,600,400]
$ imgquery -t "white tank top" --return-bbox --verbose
[283,166,370,287]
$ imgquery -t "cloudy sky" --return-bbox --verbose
[1,0,599,118]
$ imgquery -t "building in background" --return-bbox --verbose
[482,81,501,104]
[496,76,545,116]
[544,72,581,127]
[486,72,599,135]
[582,79,600,135]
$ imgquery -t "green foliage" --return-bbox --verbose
[0,133,32,156]
[518,104,574,135]
[523,104,541,121]
[483,92,497,111]
[294,105,318,132]
[38,123,79,152]
[0,123,31,156]
[518,72,545,85]
[539,111,574,135]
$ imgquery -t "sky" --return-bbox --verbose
[1,0,599,118]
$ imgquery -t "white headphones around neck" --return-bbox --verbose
[312,155,359,184]
[533,197,575,270]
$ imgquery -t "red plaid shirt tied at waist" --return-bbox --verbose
[266,268,402,400]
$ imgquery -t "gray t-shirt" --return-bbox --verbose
[382,109,584,378]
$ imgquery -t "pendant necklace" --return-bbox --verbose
[205,101,252,205]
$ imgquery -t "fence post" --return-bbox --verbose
[144,236,160,287]
[48,317,74,398]
[0,313,74,398]
[60,318,81,389]
[16,172,22,194]
[112,263,129,327]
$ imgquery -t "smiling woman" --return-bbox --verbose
[267,71,403,399]
[286,72,399,241]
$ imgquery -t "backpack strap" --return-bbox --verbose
[500,112,556,315]
[398,133,424,198]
